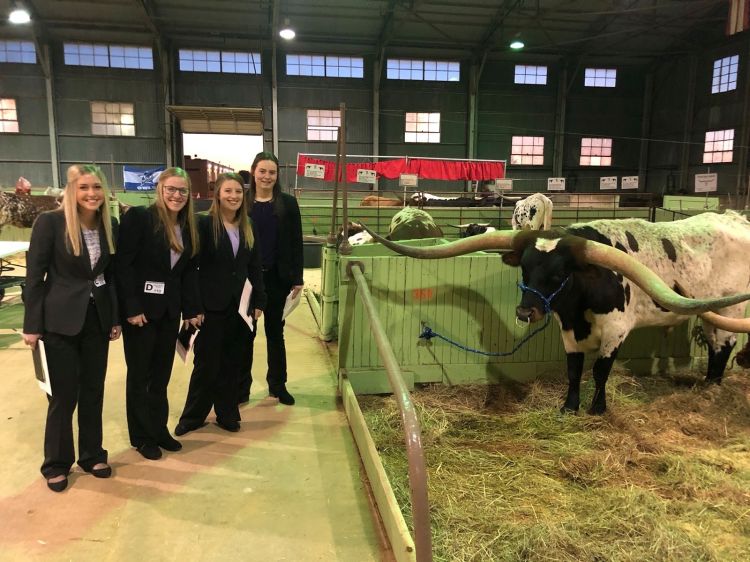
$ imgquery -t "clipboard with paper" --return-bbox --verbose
[282,289,302,320]
[238,279,255,331]
[176,323,199,363]
[32,339,52,396]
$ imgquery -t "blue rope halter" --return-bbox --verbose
[418,275,570,357]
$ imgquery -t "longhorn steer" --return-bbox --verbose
[512,193,553,230]
[362,212,750,415]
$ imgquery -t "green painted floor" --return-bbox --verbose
[0,282,385,561]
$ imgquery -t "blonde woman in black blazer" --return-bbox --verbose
[241,152,304,406]
[23,164,120,493]
[116,167,203,461]
[175,173,266,435]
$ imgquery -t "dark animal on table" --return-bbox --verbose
[363,212,750,415]
[410,191,519,208]
[449,223,497,238]
[0,192,61,232]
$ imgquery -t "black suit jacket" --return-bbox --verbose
[115,205,201,321]
[248,192,304,287]
[23,210,119,336]
[197,215,267,313]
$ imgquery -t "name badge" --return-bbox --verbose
[144,281,165,295]
[93,276,106,288]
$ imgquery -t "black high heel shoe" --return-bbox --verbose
[47,475,68,492]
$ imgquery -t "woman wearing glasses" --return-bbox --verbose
[175,173,266,435]
[239,152,303,406]
[116,167,203,460]
[23,164,120,492]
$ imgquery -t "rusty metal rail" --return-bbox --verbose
[346,260,433,562]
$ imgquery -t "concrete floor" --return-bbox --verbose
[0,275,384,561]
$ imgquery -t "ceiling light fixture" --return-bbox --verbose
[279,18,295,40]
[509,40,525,50]
[9,8,31,24]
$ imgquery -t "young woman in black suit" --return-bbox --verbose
[175,173,266,435]
[239,152,304,406]
[116,167,203,460]
[23,164,120,492]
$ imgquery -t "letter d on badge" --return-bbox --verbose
[144,281,165,295]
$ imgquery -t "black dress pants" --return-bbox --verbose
[123,314,180,447]
[238,266,292,400]
[41,302,109,478]
[179,305,250,428]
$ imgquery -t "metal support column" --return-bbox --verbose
[679,56,698,192]
[553,65,568,178]
[638,71,654,192]
[735,36,750,208]
[40,44,60,187]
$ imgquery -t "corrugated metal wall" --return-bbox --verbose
[1,38,749,195]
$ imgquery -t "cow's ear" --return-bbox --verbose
[502,251,521,267]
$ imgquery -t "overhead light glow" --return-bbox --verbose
[510,40,525,50]
[279,27,295,40]
[9,8,31,24]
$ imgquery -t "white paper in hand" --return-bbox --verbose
[238,279,254,331]
[32,339,52,396]
[175,324,199,363]
[282,289,302,320]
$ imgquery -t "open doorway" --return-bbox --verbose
[182,133,264,197]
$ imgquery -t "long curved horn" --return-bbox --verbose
[583,240,750,315]
[699,312,750,333]
[360,224,516,258]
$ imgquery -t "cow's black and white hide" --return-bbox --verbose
[410,192,515,208]
[0,192,60,232]
[512,193,553,230]
[361,211,750,416]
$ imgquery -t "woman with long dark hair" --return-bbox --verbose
[23,164,120,492]
[116,167,203,460]
[240,151,303,406]
[175,172,265,434]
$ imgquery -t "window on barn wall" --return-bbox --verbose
[711,55,739,93]
[0,40,36,64]
[405,112,440,143]
[0,98,19,133]
[307,109,341,141]
[584,68,617,88]
[286,55,363,78]
[386,59,459,81]
[579,138,612,166]
[514,65,547,85]
[90,102,135,136]
[64,43,153,69]
[178,49,261,74]
[510,136,544,165]
[703,129,734,163]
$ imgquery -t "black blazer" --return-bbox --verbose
[197,214,267,313]
[23,210,118,337]
[248,192,304,286]
[115,205,201,321]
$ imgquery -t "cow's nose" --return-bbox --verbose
[516,306,534,322]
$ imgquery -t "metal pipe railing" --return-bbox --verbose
[347,261,433,562]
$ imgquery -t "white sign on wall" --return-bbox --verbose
[399,173,419,188]
[694,173,718,193]
[495,178,513,192]
[621,176,639,190]
[600,176,618,190]
[304,163,326,179]
[547,177,566,191]
[357,169,377,184]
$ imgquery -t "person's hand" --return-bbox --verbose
[110,325,122,340]
[127,314,148,327]
[291,285,304,299]
[22,333,41,350]
[253,309,263,320]
[183,314,203,329]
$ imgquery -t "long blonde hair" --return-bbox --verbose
[62,164,115,256]
[208,173,254,250]
[153,167,199,257]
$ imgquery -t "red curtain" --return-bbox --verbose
[297,156,504,183]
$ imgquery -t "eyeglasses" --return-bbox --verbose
[164,186,189,198]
